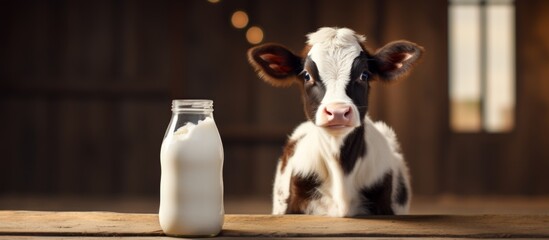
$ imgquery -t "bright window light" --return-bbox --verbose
[449,0,515,132]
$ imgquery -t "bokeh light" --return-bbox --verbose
[246,26,264,44]
[231,11,249,29]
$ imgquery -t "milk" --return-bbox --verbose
[159,100,224,237]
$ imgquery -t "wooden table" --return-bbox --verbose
[1,211,548,239]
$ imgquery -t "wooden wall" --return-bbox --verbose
[1,0,548,199]
[0,0,173,196]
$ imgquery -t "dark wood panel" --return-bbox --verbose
[1,81,169,99]
[0,0,173,196]
[515,0,549,194]
[366,0,449,195]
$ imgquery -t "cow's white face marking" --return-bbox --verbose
[305,28,366,131]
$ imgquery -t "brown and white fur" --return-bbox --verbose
[247,27,423,217]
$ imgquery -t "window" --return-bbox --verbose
[449,0,515,132]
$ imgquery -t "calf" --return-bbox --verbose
[247,27,423,217]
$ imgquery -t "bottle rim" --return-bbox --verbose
[172,99,213,112]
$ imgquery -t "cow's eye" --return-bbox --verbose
[303,71,312,82]
[360,71,369,81]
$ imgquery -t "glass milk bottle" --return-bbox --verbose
[159,99,224,237]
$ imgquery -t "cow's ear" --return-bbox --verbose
[248,43,303,87]
[369,40,424,82]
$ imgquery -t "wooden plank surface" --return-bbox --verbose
[0,211,162,236]
[1,211,548,238]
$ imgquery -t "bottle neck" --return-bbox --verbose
[171,99,214,114]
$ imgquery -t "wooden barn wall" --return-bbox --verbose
[0,0,548,199]
[440,0,549,195]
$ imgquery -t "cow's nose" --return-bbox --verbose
[323,103,352,126]
[325,104,351,120]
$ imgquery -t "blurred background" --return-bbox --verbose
[1,0,548,214]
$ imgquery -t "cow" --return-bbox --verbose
[247,27,423,217]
